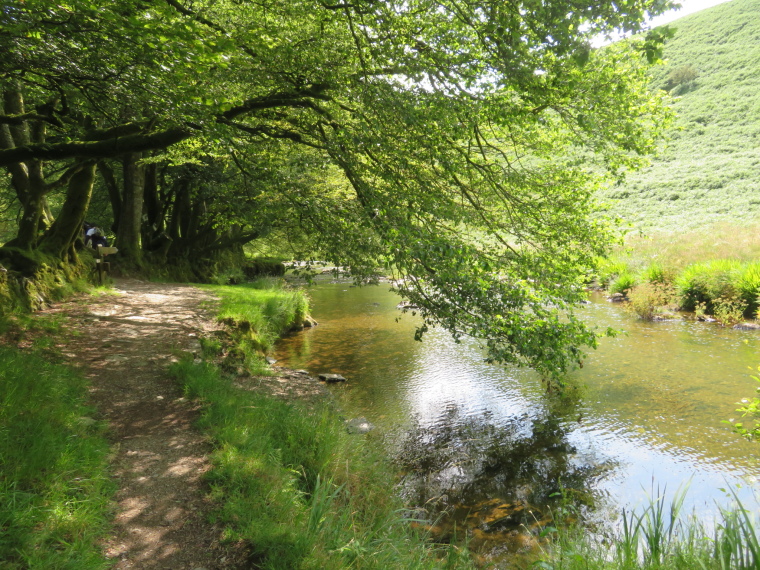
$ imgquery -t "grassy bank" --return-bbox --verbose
[0,336,114,568]
[595,222,760,323]
[175,279,474,569]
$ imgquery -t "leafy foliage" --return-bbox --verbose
[0,0,677,379]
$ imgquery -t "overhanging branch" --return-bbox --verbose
[0,127,193,167]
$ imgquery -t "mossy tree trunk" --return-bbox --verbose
[1,83,51,250]
[39,162,97,260]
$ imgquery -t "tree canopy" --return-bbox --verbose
[0,0,676,381]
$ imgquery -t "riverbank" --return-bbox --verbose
[4,275,760,568]
[596,222,760,325]
[182,278,477,569]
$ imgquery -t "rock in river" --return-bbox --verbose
[318,373,346,383]
[346,417,374,434]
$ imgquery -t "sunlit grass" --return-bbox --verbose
[174,279,475,569]
[597,0,760,234]
[203,277,309,353]
[598,222,760,320]
[0,346,113,569]
[171,358,474,569]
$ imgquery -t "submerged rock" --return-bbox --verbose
[346,417,374,434]
[318,373,346,383]
[733,322,760,330]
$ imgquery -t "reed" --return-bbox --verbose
[539,487,760,570]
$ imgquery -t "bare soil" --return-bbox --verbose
[40,279,242,569]
[22,278,332,568]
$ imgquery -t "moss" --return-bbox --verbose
[0,255,95,317]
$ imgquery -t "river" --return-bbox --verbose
[273,280,760,557]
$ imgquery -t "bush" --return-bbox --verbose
[641,262,673,284]
[594,258,627,287]
[714,294,746,326]
[628,282,675,320]
[738,262,760,316]
[664,65,699,92]
[674,260,742,311]
[609,271,636,295]
[242,257,286,279]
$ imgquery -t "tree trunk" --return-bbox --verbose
[2,83,49,250]
[39,162,96,259]
[115,152,145,260]
[98,160,122,233]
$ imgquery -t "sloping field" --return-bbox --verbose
[598,0,760,233]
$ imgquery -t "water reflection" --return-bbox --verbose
[394,402,615,515]
[274,281,760,543]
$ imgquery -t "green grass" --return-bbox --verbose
[171,359,473,569]
[204,277,309,353]
[596,0,760,233]
[174,279,474,569]
[597,221,760,320]
[539,487,760,569]
[0,346,114,569]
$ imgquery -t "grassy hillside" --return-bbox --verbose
[598,0,760,233]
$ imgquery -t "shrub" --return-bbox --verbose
[664,64,698,92]
[594,257,627,287]
[641,262,673,285]
[609,271,636,295]
[738,262,760,316]
[242,257,286,279]
[628,282,675,320]
[714,294,746,326]
[674,260,741,311]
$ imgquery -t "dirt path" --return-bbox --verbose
[46,279,246,569]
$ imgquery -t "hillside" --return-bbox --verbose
[598,0,760,233]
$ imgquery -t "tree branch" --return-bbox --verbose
[0,127,193,167]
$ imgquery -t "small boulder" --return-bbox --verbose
[318,373,346,383]
[607,293,626,303]
[265,356,277,365]
[346,417,374,434]
[733,322,760,330]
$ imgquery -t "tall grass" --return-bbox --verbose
[598,224,760,320]
[205,277,309,353]
[171,357,474,569]
[179,279,474,569]
[0,346,113,569]
[540,487,760,569]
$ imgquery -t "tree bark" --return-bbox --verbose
[39,162,96,259]
[115,152,145,261]
[98,160,122,233]
[2,83,50,249]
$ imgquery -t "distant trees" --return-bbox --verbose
[664,64,699,92]
[0,0,677,380]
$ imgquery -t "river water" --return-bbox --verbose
[273,280,760,553]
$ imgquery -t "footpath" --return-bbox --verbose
[45,279,247,569]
